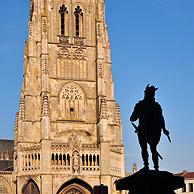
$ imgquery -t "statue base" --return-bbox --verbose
[115,169,185,194]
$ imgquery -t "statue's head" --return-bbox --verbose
[144,84,158,99]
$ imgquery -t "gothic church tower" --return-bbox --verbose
[14,0,125,193]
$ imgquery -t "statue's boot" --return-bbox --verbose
[142,149,149,170]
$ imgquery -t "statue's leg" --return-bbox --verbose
[138,134,149,168]
[150,144,159,170]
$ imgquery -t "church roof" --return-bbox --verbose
[0,139,14,171]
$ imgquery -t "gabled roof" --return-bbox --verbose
[175,171,194,179]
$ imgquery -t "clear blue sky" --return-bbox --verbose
[0,0,194,173]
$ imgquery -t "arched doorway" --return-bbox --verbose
[22,179,40,194]
[57,178,92,194]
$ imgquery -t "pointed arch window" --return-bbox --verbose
[74,6,83,37]
[60,83,86,121]
[59,4,68,35]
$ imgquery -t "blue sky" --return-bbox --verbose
[0,0,194,173]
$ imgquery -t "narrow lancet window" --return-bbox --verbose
[59,4,68,35]
[74,6,83,37]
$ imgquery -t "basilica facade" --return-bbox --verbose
[0,0,125,193]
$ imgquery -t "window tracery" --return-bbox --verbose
[60,83,86,121]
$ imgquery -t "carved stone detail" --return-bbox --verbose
[99,98,108,120]
[18,143,41,151]
[42,17,47,33]
[115,103,122,126]
[59,36,70,45]
[97,23,101,37]
[69,134,80,150]
[19,96,25,121]
[98,64,103,78]
[73,37,85,46]
[72,150,80,174]
[14,112,19,132]
[42,58,49,74]
[58,47,71,60]
[42,94,50,117]
[73,48,86,61]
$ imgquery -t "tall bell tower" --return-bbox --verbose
[14,0,125,193]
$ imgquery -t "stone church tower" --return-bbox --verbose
[13,0,125,193]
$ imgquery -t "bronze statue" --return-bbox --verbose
[130,85,170,171]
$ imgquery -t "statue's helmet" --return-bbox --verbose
[144,84,158,96]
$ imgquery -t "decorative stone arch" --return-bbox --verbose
[59,82,86,121]
[57,178,93,194]
[22,179,40,194]
[0,176,12,194]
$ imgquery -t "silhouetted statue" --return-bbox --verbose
[130,84,170,171]
[115,86,184,193]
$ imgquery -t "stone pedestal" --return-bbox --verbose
[115,170,185,194]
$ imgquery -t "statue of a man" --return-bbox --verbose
[130,85,170,171]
